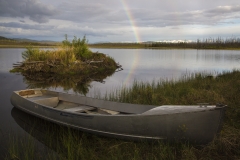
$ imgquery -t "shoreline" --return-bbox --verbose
[1,45,240,50]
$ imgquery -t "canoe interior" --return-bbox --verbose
[16,89,222,116]
[17,89,150,115]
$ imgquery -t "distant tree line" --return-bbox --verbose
[146,37,240,49]
[89,37,240,49]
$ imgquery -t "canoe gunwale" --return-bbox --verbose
[13,89,226,117]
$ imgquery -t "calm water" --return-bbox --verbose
[0,48,240,157]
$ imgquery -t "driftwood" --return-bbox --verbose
[83,60,104,66]
[13,60,63,70]
[85,60,103,64]
[115,67,123,72]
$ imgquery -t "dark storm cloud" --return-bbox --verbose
[0,0,59,23]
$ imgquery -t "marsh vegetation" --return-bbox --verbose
[5,70,240,160]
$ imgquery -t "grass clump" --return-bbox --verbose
[10,35,121,75]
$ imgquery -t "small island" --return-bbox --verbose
[10,35,122,76]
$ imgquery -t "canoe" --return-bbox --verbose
[10,89,226,144]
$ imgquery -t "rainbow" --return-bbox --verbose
[122,51,141,87]
[119,1,142,87]
[120,0,141,43]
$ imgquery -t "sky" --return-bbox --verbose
[0,0,240,43]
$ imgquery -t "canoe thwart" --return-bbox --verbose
[197,103,209,107]
[100,108,119,115]
[64,106,95,112]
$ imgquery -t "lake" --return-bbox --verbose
[0,48,240,158]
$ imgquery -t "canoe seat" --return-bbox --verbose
[20,90,43,98]
[64,106,95,112]
[34,97,59,107]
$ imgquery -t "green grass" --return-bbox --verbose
[5,70,240,159]
[105,71,240,126]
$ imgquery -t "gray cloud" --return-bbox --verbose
[0,22,53,30]
[0,0,59,23]
[47,2,240,29]
[206,5,240,15]
[0,21,119,40]
[54,2,112,22]
[129,5,240,27]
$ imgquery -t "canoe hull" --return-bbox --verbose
[10,90,225,144]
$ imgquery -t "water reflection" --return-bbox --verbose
[21,70,116,95]
[11,107,76,158]
[11,107,121,159]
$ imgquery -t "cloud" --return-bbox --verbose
[54,2,114,22]
[207,5,240,15]
[128,5,240,27]
[0,0,240,42]
[0,21,120,40]
[0,0,59,23]
[0,22,52,30]
[47,2,240,29]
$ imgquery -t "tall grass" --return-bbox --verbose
[5,115,194,160]
[105,71,240,127]
[22,35,91,65]
[6,111,240,160]
[6,134,35,160]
